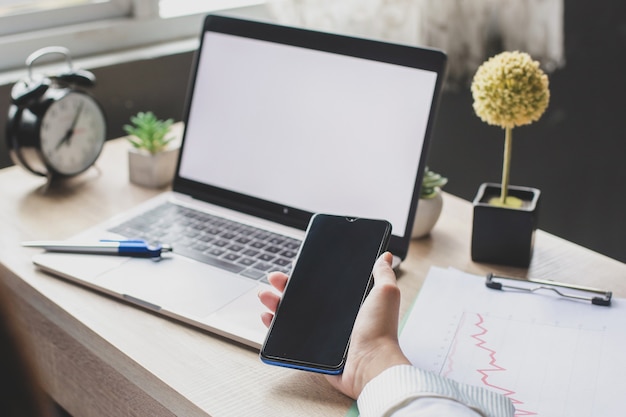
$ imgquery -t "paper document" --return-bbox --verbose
[399,267,626,417]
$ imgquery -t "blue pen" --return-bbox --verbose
[22,239,172,258]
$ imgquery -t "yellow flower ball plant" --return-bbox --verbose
[471,51,550,208]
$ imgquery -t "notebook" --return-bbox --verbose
[32,13,447,348]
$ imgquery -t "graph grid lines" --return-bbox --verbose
[438,311,606,417]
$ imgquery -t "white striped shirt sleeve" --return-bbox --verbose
[357,365,515,417]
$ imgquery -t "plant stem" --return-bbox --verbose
[500,127,513,204]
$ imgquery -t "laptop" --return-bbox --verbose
[32,14,447,348]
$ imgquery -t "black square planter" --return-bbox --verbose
[471,183,541,267]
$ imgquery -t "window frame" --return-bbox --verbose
[0,0,265,74]
[0,0,134,37]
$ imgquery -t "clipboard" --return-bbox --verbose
[397,266,626,417]
[485,272,612,306]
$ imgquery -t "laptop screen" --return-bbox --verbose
[175,15,446,260]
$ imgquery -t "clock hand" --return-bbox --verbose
[55,102,84,150]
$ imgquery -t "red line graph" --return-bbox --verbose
[399,269,612,417]
[435,310,608,417]
[471,313,537,417]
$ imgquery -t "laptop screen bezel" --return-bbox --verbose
[173,14,447,261]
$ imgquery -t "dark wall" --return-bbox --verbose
[92,51,195,140]
[1,1,624,263]
[0,50,195,170]
[427,0,626,263]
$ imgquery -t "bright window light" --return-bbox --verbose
[0,0,110,17]
[159,0,265,18]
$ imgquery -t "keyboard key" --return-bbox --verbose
[237,257,256,267]
[207,248,225,257]
[250,241,266,249]
[285,241,300,250]
[241,268,265,280]
[228,244,244,252]
[268,237,284,245]
[243,249,260,257]
[280,250,297,258]
[273,257,291,267]
[265,246,282,254]
[275,267,291,275]
[254,232,271,240]
[235,236,252,245]
[238,228,255,236]
[223,253,240,262]
[258,253,275,262]
[252,262,273,271]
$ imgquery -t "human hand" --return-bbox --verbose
[258,251,410,399]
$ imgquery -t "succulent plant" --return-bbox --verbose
[123,111,174,155]
[421,167,448,199]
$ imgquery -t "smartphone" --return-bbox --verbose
[260,213,392,375]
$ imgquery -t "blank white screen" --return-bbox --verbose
[179,31,438,237]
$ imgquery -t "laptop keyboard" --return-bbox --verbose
[108,202,301,282]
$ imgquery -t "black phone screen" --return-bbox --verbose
[260,214,391,374]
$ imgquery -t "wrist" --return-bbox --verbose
[353,342,411,397]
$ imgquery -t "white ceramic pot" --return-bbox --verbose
[411,192,443,239]
[128,146,179,189]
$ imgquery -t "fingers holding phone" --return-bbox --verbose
[259,272,287,327]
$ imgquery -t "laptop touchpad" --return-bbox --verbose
[94,256,257,319]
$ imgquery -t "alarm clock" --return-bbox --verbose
[6,46,107,180]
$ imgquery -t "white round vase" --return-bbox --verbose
[128,146,179,189]
[411,192,443,239]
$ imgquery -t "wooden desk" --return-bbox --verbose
[1,138,625,417]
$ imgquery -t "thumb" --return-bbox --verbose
[372,252,396,287]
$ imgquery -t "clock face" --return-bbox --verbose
[40,91,106,176]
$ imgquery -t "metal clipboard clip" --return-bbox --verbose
[485,273,612,307]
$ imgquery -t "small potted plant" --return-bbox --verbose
[412,167,448,238]
[470,50,550,267]
[124,111,179,188]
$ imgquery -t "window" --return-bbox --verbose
[0,0,132,36]
[0,0,265,73]
[159,0,263,18]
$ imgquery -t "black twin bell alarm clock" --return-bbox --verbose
[6,46,107,182]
